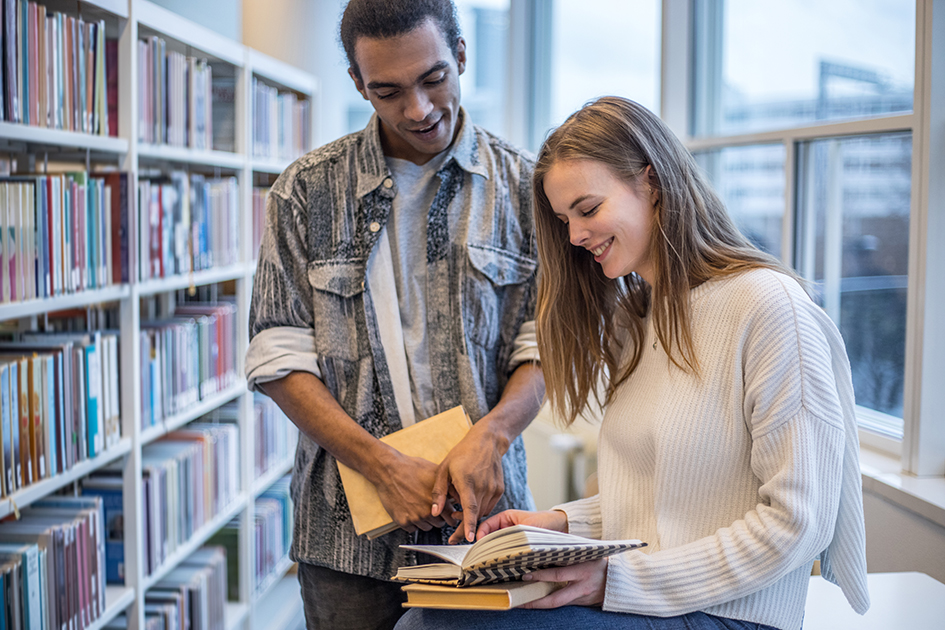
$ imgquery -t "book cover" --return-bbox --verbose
[0,543,41,630]
[395,524,645,587]
[402,579,564,611]
[336,405,472,539]
[81,475,122,584]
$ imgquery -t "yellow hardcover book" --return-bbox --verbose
[26,353,45,481]
[401,580,564,610]
[337,405,472,539]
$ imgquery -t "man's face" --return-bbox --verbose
[350,19,466,165]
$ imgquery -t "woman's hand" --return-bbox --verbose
[455,509,568,544]
[521,558,609,608]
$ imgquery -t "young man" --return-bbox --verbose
[244,1,544,628]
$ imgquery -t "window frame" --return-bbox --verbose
[661,0,945,477]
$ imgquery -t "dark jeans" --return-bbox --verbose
[394,607,780,630]
[297,563,408,630]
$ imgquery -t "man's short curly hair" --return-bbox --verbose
[340,0,462,81]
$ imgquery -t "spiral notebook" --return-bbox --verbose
[394,524,646,587]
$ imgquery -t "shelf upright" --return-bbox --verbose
[240,48,317,628]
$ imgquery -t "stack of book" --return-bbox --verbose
[145,546,228,630]
[255,475,292,592]
[0,494,106,629]
[137,173,239,282]
[139,300,237,427]
[393,525,646,610]
[83,422,238,582]
[0,329,121,497]
[253,393,297,478]
[251,78,310,162]
[1,1,113,136]
[0,171,130,302]
[137,35,213,150]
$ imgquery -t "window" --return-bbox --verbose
[695,144,786,259]
[692,0,915,137]
[548,0,660,128]
[672,0,945,472]
[456,0,511,135]
[796,133,911,434]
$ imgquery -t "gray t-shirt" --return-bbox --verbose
[385,152,450,421]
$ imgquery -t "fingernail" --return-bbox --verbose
[523,573,533,581]
[431,504,439,516]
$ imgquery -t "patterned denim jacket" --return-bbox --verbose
[246,111,538,579]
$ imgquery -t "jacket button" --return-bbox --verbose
[369,221,381,233]
[383,178,393,188]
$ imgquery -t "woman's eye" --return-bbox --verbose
[581,204,600,217]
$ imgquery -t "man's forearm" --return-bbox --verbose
[259,371,397,486]
[476,361,545,453]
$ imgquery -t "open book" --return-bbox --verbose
[394,524,645,587]
[402,580,565,610]
[337,406,472,539]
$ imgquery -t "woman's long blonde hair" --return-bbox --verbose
[535,97,796,426]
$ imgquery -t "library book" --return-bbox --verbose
[395,524,646,587]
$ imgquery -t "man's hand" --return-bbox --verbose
[520,558,609,608]
[431,419,507,543]
[372,450,461,533]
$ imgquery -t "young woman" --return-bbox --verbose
[394,97,870,630]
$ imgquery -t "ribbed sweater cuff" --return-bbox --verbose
[552,495,602,539]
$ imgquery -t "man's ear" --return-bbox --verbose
[348,67,370,101]
[455,37,467,76]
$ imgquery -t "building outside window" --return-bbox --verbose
[689,0,916,441]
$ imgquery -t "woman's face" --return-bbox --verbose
[543,158,657,285]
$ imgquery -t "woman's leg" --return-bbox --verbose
[394,606,775,630]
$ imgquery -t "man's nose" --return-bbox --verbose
[405,90,434,122]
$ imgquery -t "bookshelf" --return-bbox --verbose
[0,1,316,628]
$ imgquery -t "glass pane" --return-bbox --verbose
[797,133,911,430]
[692,0,915,136]
[694,144,785,259]
[550,0,660,127]
[456,0,510,135]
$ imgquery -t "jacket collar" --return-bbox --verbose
[355,107,489,199]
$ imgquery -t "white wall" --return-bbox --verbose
[151,0,242,41]
[863,490,945,583]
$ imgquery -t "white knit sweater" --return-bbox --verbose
[556,269,870,630]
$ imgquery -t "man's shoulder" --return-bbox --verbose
[271,129,376,194]
[471,123,536,168]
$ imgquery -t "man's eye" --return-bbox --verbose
[425,76,446,86]
[377,91,397,100]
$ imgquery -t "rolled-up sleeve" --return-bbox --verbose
[247,164,321,392]
[245,326,322,391]
[508,319,540,371]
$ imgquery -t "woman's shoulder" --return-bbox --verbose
[701,267,809,308]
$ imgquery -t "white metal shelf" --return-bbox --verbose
[0,437,133,520]
[246,49,317,96]
[141,494,248,592]
[0,121,129,154]
[250,573,303,630]
[226,602,251,630]
[251,456,294,498]
[83,0,130,19]
[137,143,246,170]
[250,157,293,175]
[134,264,251,297]
[140,382,247,446]
[90,586,137,630]
[0,285,131,321]
[254,555,295,602]
[133,0,245,66]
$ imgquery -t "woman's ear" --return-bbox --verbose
[645,165,660,205]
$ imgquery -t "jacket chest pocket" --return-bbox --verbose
[464,244,536,348]
[307,260,368,362]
